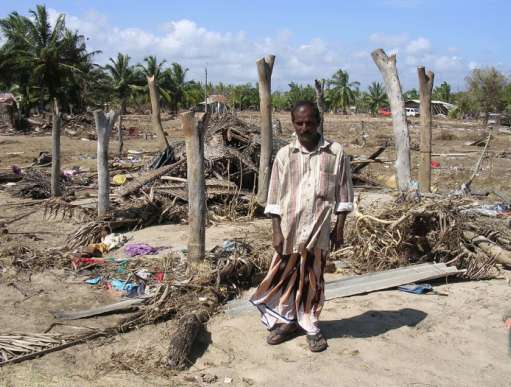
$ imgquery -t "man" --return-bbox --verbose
[250,101,354,352]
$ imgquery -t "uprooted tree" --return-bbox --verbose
[94,110,119,218]
[256,55,275,206]
[371,49,412,192]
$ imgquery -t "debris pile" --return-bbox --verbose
[337,196,511,279]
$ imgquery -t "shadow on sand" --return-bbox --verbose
[319,308,427,339]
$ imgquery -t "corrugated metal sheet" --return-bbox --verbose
[224,263,463,317]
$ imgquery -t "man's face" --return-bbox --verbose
[292,105,319,143]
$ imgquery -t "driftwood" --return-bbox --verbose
[463,230,511,266]
[256,55,275,206]
[371,49,412,192]
[53,298,145,320]
[418,66,434,193]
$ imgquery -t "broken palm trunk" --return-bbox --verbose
[147,74,170,149]
[94,110,119,218]
[181,111,208,262]
[51,99,62,197]
[371,49,412,193]
[418,66,434,193]
[256,55,275,207]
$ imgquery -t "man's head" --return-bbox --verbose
[291,101,321,145]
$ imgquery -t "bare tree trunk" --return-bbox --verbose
[314,79,326,135]
[418,66,434,193]
[118,100,126,156]
[181,111,209,262]
[371,49,412,192]
[256,55,275,206]
[147,75,170,149]
[94,110,119,219]
[51,98,62,197]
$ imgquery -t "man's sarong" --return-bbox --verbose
[250,248,326,335]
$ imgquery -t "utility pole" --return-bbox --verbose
[204,66,208,113]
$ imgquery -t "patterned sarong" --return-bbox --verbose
[250,248,327,334]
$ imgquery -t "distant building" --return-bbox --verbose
[0,93,17,130]
[405,99,456,116]
[199,94,229,113]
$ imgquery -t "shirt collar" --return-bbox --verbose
[291,135,331,153]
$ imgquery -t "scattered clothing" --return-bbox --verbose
[124,243,159,257]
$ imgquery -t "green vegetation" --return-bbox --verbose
[1,5,510,122]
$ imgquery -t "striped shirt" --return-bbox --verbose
[265,137,354,254]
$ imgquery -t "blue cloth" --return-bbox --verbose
[398,283,433,294]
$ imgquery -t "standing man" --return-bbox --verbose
[250,101,354,352]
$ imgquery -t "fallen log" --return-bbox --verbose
[118,159,185,197]
[0,171,22,183]
[463,230,511,266]
[52,298,145,320]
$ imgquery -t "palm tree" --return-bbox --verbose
[105,53,137,154]
[366,82,388,116]
[327,69,360,114]
[105,53,136,114]
[0,5,84,110]
[161,63,190,112]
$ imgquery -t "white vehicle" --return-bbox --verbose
[406,107,419,117]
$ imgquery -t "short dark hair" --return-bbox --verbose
[291,100,321,123]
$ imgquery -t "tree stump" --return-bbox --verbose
[166,313,203,370]
[94,110,119,219]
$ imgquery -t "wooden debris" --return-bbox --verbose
[53,298,145,320]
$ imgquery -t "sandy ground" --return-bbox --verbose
[1,113,511,386]
[1,275,509,386]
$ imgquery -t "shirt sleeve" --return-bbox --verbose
[335,152,354,213]
[264,155,282,216]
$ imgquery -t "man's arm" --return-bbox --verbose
[331,212,347,250]
[271,215,284,255]
[332,151,354,250]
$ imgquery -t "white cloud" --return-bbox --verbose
[42,8,477,90]
[468,61,479,70]
[406,37,431,54]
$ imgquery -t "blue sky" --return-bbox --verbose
[1,0,509,91]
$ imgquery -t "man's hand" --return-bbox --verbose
[331,212,347,251]
[271,215,284,255]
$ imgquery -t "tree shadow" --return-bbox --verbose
[188,325,213,366]
[319,308,427,339]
